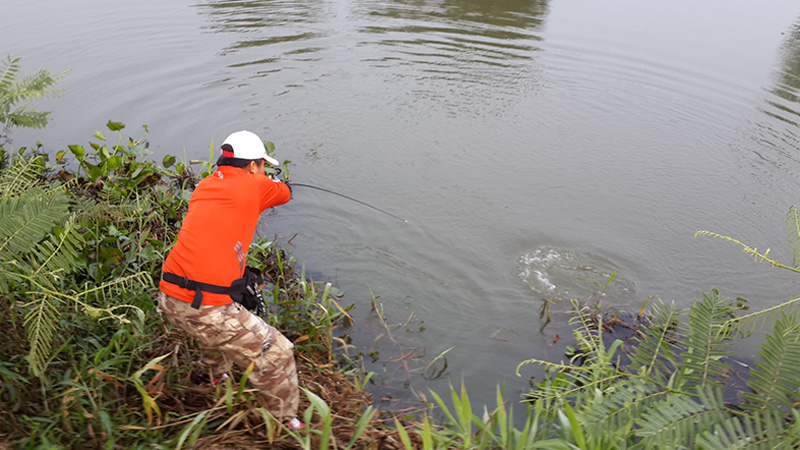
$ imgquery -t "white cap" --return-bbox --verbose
[221,130,279,166]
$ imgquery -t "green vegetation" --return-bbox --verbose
[1,55,65,131]
[2,57,800,449]
[0,123,385,449]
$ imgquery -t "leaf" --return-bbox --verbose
[457,380,473,440]
[628,298,684,381]
[255,408,278,444]
[0,56,22,93]
[575,277,601,288]
[696,408,792,450]
[603,270,617,291]
[0,56,64,130]
[174,410,209,450]
[88,162,103,180]
[787,205,800,269]
[264,141,276,154]
[106,120,125,131]
[563,403,586,450]
[720,296,800,338]
[429,389,457,426]
[418,416,434,450]
[695,230,800,274]
[345,405,375,450]
[132,353,171,379]
[68,144,86,162]
[394,418,414,450]
[635,387,727,449]
[742,312,800,412]
[162,154,176,168]
[581,379,666,440]
[529,439,577,450]
[106,155,122,172]
[0,186,70,260]
[0,156,44,200]
[131,377,161,427]
[93,131,107,141]
[678,290,734,390]
[180,189,192,203]
[237,361,255,403]
[305,388,332,449]
[224,375,233,414]
[23,294,61,377]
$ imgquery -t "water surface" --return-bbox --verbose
[4,0,800,410]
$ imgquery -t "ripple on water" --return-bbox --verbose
[518,246,636,308]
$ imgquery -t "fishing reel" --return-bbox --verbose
[265,164,291,183]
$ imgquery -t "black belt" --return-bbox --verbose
[162,272,241,309]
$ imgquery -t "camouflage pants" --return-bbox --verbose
[158,292,299,421]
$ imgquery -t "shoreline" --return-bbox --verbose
[0,125,408,448]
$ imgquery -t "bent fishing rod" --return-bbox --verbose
[288,182,408,223]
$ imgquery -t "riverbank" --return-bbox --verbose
[0,123,416,449]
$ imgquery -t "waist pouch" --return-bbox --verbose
[162,266,265,312]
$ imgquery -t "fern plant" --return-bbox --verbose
[0,157,79,291]
[0,154,148,377]
[0,55,65,130]
[512,207,800,449]
[519,292,800,449]
[695,205,800,336]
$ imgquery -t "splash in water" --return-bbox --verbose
[518,246,635,306]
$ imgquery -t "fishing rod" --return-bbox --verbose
[288,182,409,223]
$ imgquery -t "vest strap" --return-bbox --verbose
[162,272,240,309]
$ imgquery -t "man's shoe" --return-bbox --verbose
[195,373,229,385]
[283,416,306,431]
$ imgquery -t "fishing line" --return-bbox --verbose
[289,182,408,223]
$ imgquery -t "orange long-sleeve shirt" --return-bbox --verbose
[159,165,291,305]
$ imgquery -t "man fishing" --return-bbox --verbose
[157,130,304,431]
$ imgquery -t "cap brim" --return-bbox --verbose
[264,155,279,166]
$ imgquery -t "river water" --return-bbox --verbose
[4,0,800,411]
